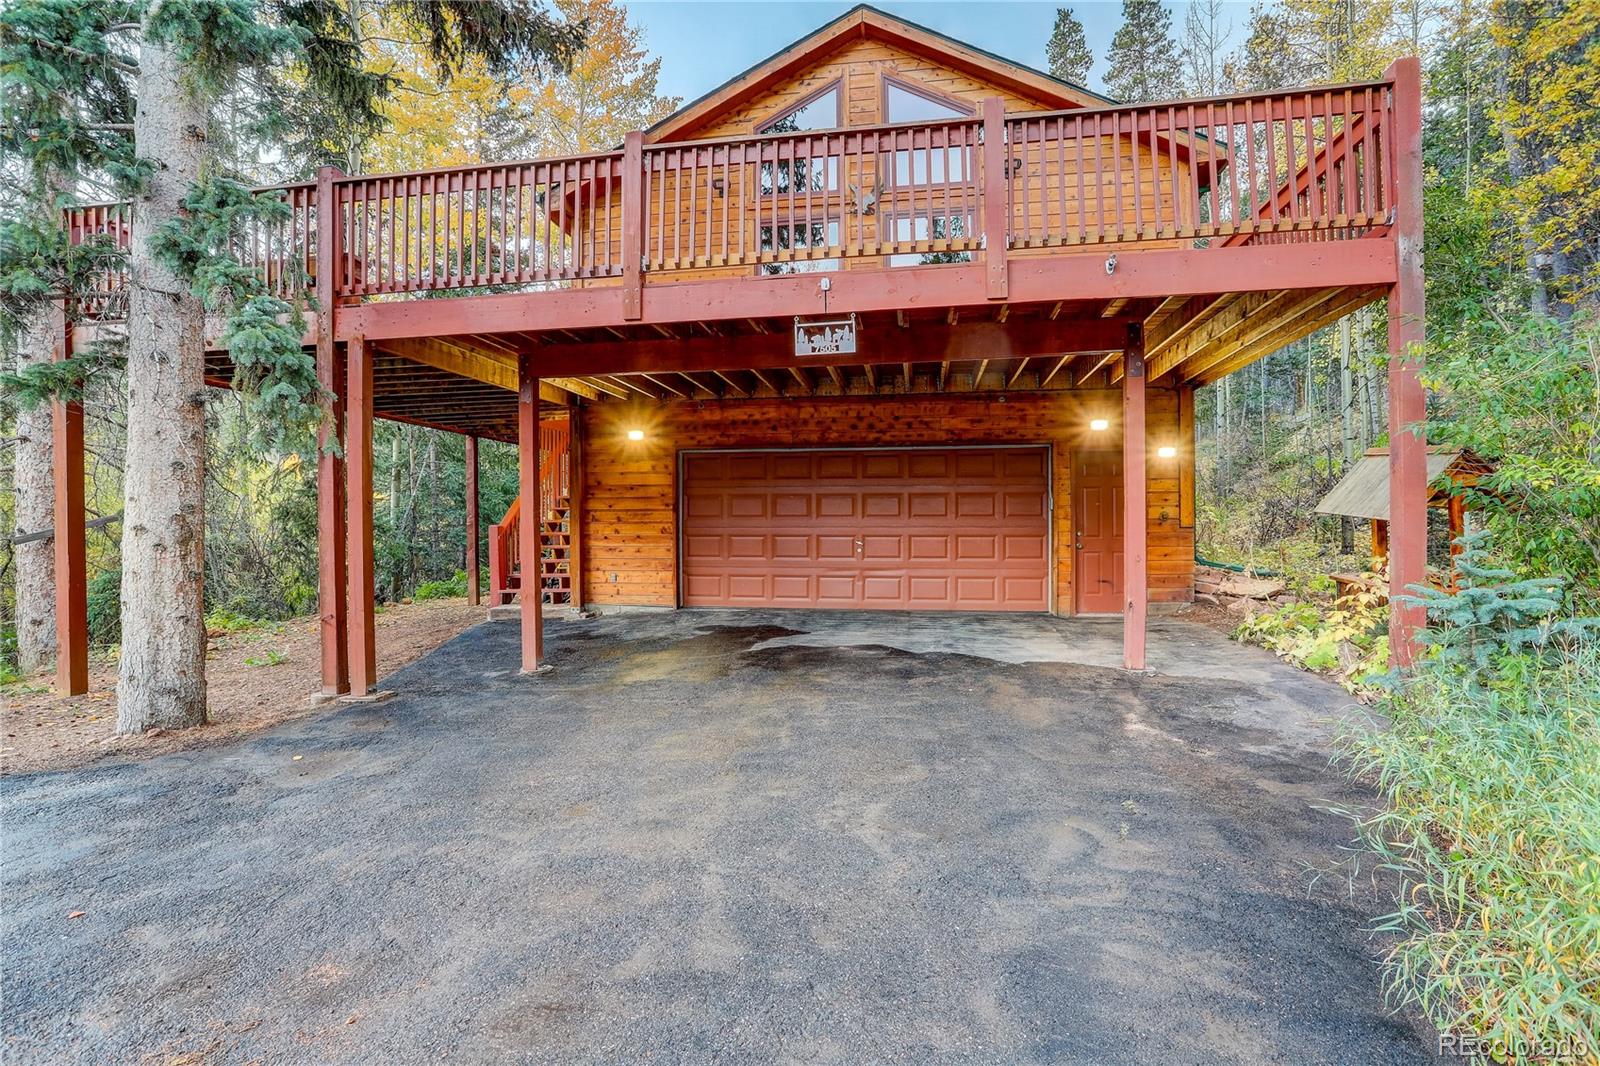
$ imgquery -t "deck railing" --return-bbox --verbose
[63,78,1396,320]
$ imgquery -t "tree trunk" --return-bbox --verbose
[14,301,59,674]
[117,33,208,734]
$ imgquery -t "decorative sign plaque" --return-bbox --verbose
[794,314,858,356]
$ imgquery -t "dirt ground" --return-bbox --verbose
[0,598,484,777]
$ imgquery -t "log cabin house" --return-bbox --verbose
[49,6,1428,697]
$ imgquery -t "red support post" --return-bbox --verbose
[518,355,545,672]
[466,435,480,607]
[566,396,584,613]
[981,97,1009,300]
[621,130,644,321]
[315,164,349,696]
[51,305,88,695]
[346,334,377,694]
[1122,324,1148,671]
[1385,56,1426,668]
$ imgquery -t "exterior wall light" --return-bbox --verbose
[627,429,646,441]
[1089,418,1110,432]
[1157,445,1177,458]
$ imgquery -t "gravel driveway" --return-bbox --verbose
[1,610,1439,1064]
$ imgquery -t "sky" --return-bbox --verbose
[616,1,1245,104]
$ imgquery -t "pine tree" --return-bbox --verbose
[1046,7,1093,86]
[1104,0,1182,102]
[1,0,584,731]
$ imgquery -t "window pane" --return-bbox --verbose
[886,82,968,123]
[761,87,840,134]
[893,147,968,186]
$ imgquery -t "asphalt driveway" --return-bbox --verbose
[1,611,1438,1064]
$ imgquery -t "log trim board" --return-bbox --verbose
[678,445,1052,611]
[578,391,1194,613]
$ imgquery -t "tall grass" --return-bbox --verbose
[1339,647,1600,1059]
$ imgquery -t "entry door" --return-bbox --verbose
[680,447,1050,611]
[1074,450,1124,614]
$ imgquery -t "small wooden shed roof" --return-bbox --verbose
[1314,446,1493,522]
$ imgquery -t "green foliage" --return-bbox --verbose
[87,566,120,646]
[1402,531,1600,672]
[1337,632,1600,1056]
[1234,587,1391,694]
[243,648,287,667]
[1103,0,1180,102]
[203,606,271,634]
[1045,7,1092,86]
[414,569,471,601]
[1425,315,1600,605]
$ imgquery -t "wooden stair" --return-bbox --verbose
[487,417,575,609]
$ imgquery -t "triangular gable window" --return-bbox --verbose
[885,79,972,123]
[760,83,841,134]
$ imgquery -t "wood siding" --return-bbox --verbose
[578,391,1195,611]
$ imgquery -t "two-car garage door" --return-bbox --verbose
[680,447,1050,611]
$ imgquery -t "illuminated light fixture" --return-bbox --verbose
[1089,418,1110,432]
[1157,445,1177,458]
[627,429,645,441]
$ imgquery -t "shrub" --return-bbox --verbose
[414,569,472,601]
[87,567,120,646]
[1337,539,1600,1057]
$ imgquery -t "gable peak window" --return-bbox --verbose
[885,79,972,124]
[760,83,841,134]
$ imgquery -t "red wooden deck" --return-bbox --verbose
[48,61,1427,695]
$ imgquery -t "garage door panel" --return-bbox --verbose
[863,493,902,518]
[955,493,996,518]
[772,535,811,560]
[955,535,998,561]
[1003,534,1046,561]
[817,535,857,560]
[727,535,768,559]
[816,454,857,478]
[772,493,811,518]
[817,494,856,517]
[860,535,903,561]
[682,447,1049,611]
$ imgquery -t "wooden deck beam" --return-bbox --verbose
[336,241,1397,343]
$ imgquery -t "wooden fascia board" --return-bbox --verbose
[521,318,1130,379]
[339,241,1398,342]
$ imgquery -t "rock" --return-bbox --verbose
[1193,593,1220,606]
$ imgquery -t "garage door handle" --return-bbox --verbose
[854,536,864,556]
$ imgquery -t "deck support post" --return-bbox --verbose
[621,130,644,321]
[1122,323,1148,671]
[51,304,88,695]
[518,356,545,672]
[566,396,584,613]
[346,334,377,695]
[981,97,1009,300]
[465,435,480,607]
[315,164,349,695]
[1385,56,1426,669]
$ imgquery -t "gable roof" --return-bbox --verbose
[644,4,1115,144]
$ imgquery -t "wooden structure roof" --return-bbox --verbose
[1314,447,1494,522]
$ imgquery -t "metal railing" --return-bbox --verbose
[63,78,1397,320]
